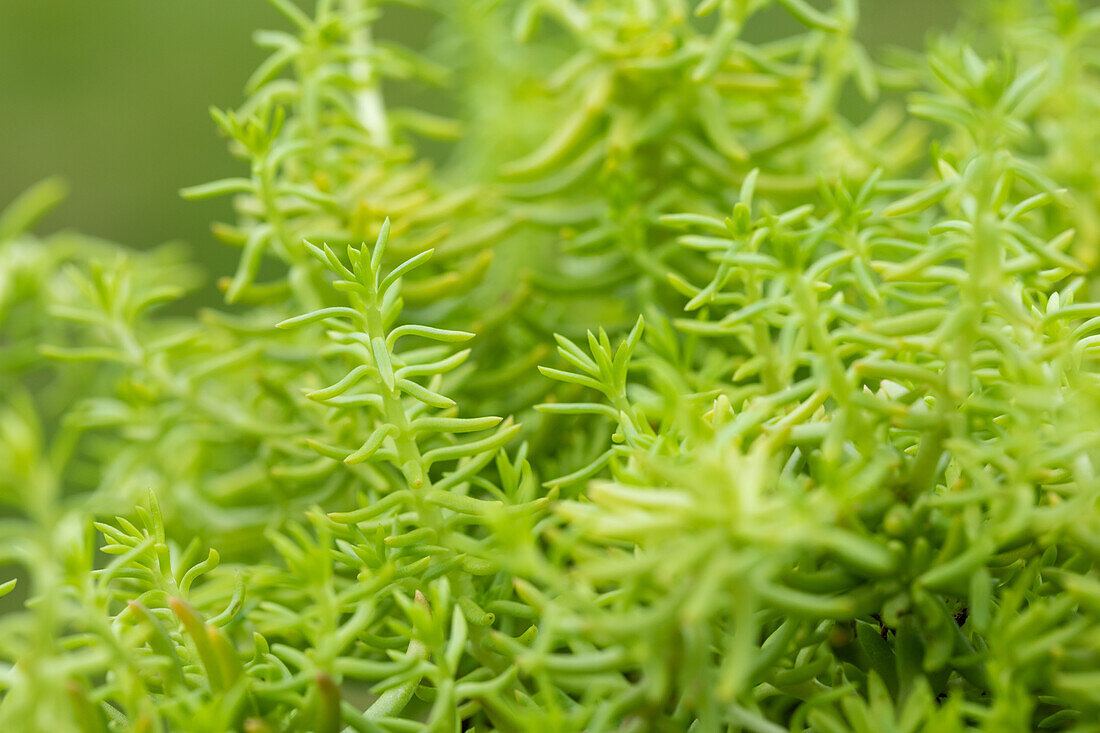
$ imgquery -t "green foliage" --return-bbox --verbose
[4,0,1100,731]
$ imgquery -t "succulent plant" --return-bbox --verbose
[4,1,1100,731]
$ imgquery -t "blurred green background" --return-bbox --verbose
[0,0,958,268]
[0,1,268,275]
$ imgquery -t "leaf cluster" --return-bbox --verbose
[4,1,1100,732]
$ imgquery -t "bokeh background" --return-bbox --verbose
[0,0,957,274]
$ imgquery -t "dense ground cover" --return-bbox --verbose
[3,1,1100,730]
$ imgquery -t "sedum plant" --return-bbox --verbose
[4,0,1100,731]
